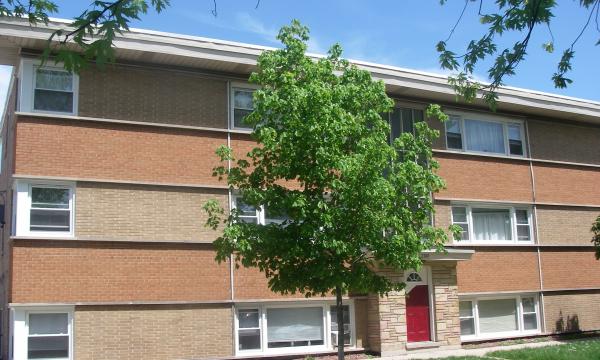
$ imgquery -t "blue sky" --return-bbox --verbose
[1,0,599,108]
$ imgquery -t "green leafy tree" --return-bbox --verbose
[204,20,456,360]
[437,0,600,108]
[593,216,600,260]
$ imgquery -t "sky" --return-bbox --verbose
[1,0,599,109]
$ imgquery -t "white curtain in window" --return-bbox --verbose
[472,209,511,240]
[478,299,518,333]
[465,119,505,153]
[267,307,323,342]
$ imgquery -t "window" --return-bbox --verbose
[451,205,533,244]
[233,196,290,225]
[406,273,422,282]
[445,114,525,157]
[27,313,70,359]
[459,295,539,340]
[388,106,424,141]
[236,303,354,355]
[20,59,79,115]
[231,86,255,129]
[330,305,351,347]
[14,181,75,237]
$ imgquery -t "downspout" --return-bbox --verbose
[525,120,546,333]
[227,81,236,355]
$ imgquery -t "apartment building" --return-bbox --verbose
[0,17,599,360]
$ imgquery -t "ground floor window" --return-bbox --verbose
[236,302,354,355]
[459,294,540,340]
[11,307,73,360]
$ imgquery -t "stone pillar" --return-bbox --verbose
[430,262,461,347]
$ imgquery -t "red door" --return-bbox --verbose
[406,285,430,342]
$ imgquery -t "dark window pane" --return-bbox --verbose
[446,119,463,149]
[509,139,524,156]
[390,108,402,142]
[30,209,70,231]
[402,108,414,134]
[34,89,73,113]
[29,314,68,335]
[239,329,261,350]
[28,336,69,359]
[32,188,69,209]
[460,318,475,335]
[234,109,253,128]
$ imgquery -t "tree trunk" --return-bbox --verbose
[336,285,345,360]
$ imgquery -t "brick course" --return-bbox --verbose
[456,248,541,293]
[79,65,228,128]
[540,249,600,290]
[74,304,233,359]
[535,206,598,246]
[528,119,600,165]
[11,240,231,303]
[15,117,227,185]
[533,163,600,205]
[76,182,228,242]
[543,290,600,333]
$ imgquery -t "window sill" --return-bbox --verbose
[435,149,527,161]
[461,330,542,343]
[12,235,76,241]
[449,242,536,247]
[233,347,364,359]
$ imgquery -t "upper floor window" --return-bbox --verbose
[19,59,79,115]
[451,204,532,244]
[446,114,525,157]
[385,105,424,142]
[14,181,75,237]
[231,85,256,130]
[233,196,289,225]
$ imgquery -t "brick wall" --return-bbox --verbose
[74,304,233,359]
[232,266,305,300]
[11,240,231,303]
[536,206,598,245]
[533,163,600,205]
[79,65,228,128]
[76,182,228,242]
[456,248,541,293]
[435,153,533,202]
[15,117,227,185]
[540,249,600,290]
[543,290,600,333]
[528,119,600,165]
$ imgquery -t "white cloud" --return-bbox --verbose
[0,65,14,116]
[234,13,278,43]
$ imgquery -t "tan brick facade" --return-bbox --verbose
[15,117,227,186]
[74,304,233,359]
[540,249,600,290]
[533,163,600,205]
[79,65,229,129]
[536,206,598,245]
[457,249,541,293]
[76,182,228,242]
[435,153,534,202]
[528,119,600,165]
[543,290,600,333]
[11,240,231,303]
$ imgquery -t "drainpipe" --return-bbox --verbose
[525,120,546,333]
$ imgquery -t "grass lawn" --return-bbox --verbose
[433,339,600,359]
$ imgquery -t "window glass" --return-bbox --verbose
[478,299,518,333]
[459,301,475,336]
[28,313,69,359]
[264,208,289,225]
[515,209,531,241]
[522,297,538,330]
[233,89,254,128]
[472,208,511,241]
[446,117,463,149]
[330,305,351,346]
[30,187,70,232]
[266,307,324,348]
[235,198,259,224]
[451,206,469,241]
[464,119,505,154]
[508,124,524,156]
[389,107,423,142]
[34,68,74,113]
[238,309,261,350]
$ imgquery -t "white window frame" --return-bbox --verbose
[11,306,74,360]
[19,58,79,115]
[229,82,259,131]
[234,301,356,356]
[14,180,76,238]
[445,112,526,157]
[451,203,533,244]
[459,294,541,341]
[232,195,289,225]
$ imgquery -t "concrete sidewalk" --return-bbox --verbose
[379,339,574,359]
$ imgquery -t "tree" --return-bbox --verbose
[204,20,455,360]
[437,0,600,107]
[593,216,600,260]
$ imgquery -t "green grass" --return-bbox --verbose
[487,339,600,360]
[432,339,600,359]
